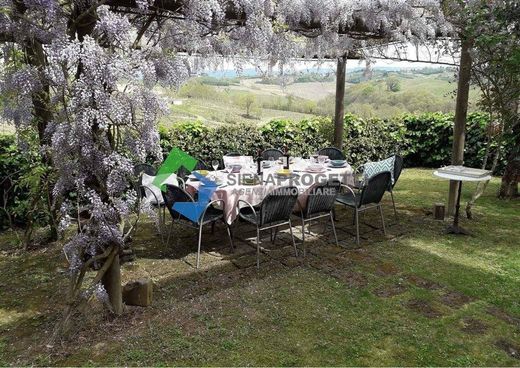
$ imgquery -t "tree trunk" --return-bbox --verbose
[499,146,520,198]
[102,253,123,315]
[333,53,347,149]
[448,37,473,215]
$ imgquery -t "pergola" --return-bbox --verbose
[104,0,468,214]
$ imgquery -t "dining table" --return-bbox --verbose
[186,156,355,224]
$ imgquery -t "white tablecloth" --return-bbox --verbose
[187,159,354,224]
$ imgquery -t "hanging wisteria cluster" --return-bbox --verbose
[0,0,451,312]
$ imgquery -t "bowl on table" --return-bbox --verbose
[330,159,347,167]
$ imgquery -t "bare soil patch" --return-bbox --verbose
[404,298,443,318]
[373,283,408,298]
[406,274,442,290]
[495,339,520,360]
[460,317,488,335]
[440,290,474,308]
[486,306,520,330]
[374,261,400,276]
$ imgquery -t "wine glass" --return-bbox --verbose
[212,160,219,172]
[318,155,326,166]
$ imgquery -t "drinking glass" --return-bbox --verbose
[318,156,326,165]
[212,160,219,171]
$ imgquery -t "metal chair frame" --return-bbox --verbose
[318,147,346,161]
[261,148,284,161]
[163,184,234,269]
[237,194,298,269]
[299,182,340,256]
[336,172,390,246]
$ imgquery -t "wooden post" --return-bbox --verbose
[434,203,445,220]
[448,37,473,215]
[333,53,347,149]
[102,253,123,315]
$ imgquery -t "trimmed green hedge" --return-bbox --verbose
[158,112,505,173]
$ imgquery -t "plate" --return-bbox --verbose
[327,163,348,168]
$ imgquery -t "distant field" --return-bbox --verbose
[224,78,338,101]
[160,68,482,125]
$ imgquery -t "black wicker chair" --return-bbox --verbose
[133,163,156,177]
[300,181,341,256]
[162,184,234,269]
[318,147,346,161]
[237,186,299,268]
[335,172,391,246]
[261,148,284,161]
[353,154,404,219]
[224,152,241,157]
[177,158,210,183]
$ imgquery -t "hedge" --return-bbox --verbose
[158,112,506,173]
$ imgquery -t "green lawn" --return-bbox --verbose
[0,169,519,366]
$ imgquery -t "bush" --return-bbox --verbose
[403,112,507,173]
[158,112,507,174]
[0,133,50,230]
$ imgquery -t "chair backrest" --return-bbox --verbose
[260,186,299,226]
[261,148,284,161]
[304,181,340,217]
[177,158,209,179]
[224,152,241,157]
[134,163,156,177]
[359,172,391,206]
[318,147,346,161]
[392,154,404,188]
[162,184,193,220]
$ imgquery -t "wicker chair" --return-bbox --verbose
[353,154,404,219]
[177,158,210,182]
[300,181,341,256]
[162,184,234,269]
[238,186,299,268]
[335,172,391,246]
[133,163,156,177]
[261,148,284,161]
[318,147,346,161]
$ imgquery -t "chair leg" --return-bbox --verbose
[355,209,360,246]
[273,227,279,243]
[166,220,174,246]
[288,219,298,257]
[301,218,306,256]
[379,205,387,236]
[332,207,337,221]
[330,212,339,247]
[256,227,260,269]
[196,222,203,269]
[225,221,234,251]
[390,190,398,220]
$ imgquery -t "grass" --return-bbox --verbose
[0,169,519,366]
